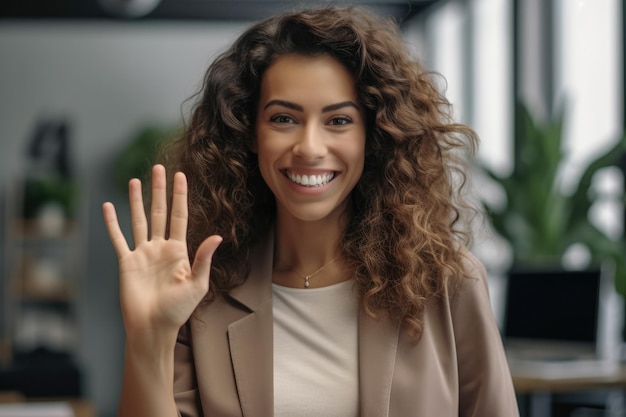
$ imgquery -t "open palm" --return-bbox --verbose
[103,165,222,336]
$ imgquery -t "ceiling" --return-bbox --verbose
[0,0,442,23]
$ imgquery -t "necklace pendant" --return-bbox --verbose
[295,259,335,289]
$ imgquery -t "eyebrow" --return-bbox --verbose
[263,99,360,113]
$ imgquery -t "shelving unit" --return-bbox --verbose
[0,178,85,397]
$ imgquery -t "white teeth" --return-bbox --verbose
[287,171,335,187]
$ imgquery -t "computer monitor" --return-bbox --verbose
[502,266,607,360]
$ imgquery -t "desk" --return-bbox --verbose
[513,365,626,417]
[66,399,96,417]
[0,393,95,417]
[514,368,626,394]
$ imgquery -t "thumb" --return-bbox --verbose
[191,235,223,284]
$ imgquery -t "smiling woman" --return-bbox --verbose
[102,5,520,417]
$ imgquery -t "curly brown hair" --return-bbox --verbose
[161,5,480,339]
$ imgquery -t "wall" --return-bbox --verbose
[0,20,248,417]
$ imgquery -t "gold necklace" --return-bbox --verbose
[293,258,337,288]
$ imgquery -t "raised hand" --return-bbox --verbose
[103,164,222,339]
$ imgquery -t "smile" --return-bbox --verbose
[285,171,335,187]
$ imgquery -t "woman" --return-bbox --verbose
[103,5,519,417]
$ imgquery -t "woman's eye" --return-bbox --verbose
[329,116,352,126]
[270,115,295,124]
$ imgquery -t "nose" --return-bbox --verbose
[292,123,327,160]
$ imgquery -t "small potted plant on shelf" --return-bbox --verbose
[21,119,80,237]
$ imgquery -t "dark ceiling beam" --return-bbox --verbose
[0,0,442,23]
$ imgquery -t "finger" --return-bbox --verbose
[169,171,188,242]
[191,235,223,287]
[129,178,148,246]
[102,202,131,257]
[150,164,168,239]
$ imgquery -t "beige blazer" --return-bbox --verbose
[173,234,519,417]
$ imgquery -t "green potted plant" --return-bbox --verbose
[113,125,179,193]
[478,103,626,297]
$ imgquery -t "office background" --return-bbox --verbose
[0,0,623,416]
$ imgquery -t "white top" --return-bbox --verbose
[272,279,360,417]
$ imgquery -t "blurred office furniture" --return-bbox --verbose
[0,391,95,417]
[504,266,625,417]
[513,369,626,417]
[0,119,86,400]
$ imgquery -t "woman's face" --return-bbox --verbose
[255,53,366,224]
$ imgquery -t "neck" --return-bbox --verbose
[272,215,348,289]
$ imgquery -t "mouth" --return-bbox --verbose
[284,170,336,187]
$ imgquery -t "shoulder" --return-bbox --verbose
[446,248,489,306]
[442,249,500,339]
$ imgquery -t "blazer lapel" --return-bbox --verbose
[359,309,400,417]
[226,232,275,417]
[228,299,273,417]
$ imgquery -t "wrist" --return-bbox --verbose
[124,327,179,358]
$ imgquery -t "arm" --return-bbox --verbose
[451,253,519,417]
[103,164,222,417]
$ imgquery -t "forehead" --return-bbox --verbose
[258,53,358,106]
